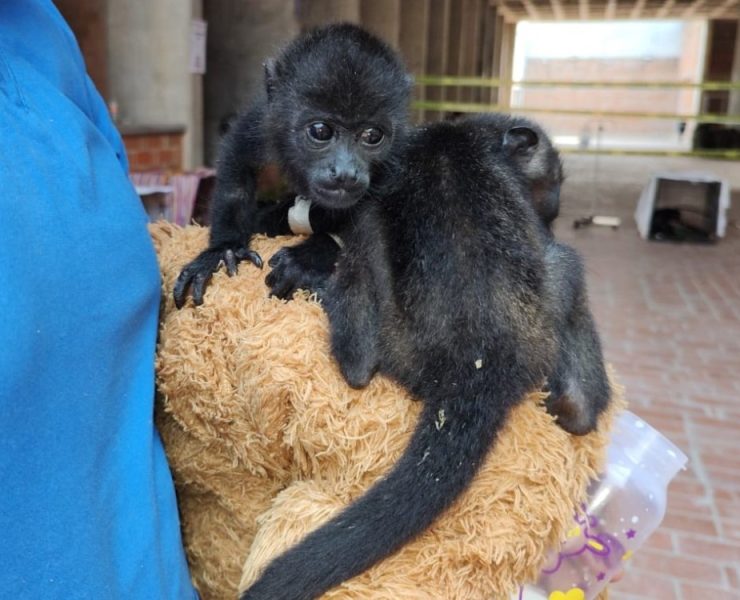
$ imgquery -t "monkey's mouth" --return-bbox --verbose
[310,185,365,209]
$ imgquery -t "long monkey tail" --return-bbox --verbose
[240,378,518,600]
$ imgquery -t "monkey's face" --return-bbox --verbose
[295,118,392,209]
[266,24,410,209]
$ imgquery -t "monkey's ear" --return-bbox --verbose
[504,126,539,153]
[264,58,278,102]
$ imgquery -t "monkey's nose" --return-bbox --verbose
[321,168,365,192]
[329,167,358,186]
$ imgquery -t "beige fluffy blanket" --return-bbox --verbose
[151,222,621,600]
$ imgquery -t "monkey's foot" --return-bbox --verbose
[173,246,263,308]
[544,386,599,436]
[265,233,339,300]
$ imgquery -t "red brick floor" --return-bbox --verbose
[555,155,740,600]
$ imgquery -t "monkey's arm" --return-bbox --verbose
[173,104,267,308]
[252,197,295,237]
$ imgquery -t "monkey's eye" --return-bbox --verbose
[307,122,333,142]
[360,127,384,146]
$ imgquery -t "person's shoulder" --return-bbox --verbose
[0,1,90,107]
[0,0,127,170]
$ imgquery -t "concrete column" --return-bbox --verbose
[359,0,401,48]
[425,0,451,121]
[108,0,204,168]
[490,14,505,106]
[203,0,297,164]
[298,0,360,29]
[498,22,516,110]
[399,0,430,122]
[458,0,483,103]
[729,21,740,117]
[190,1,204,169]
[445,0,464,106]
[677,21,708,147]
[479,5,499,106]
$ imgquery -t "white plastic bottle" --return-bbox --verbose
[517,410,688,600]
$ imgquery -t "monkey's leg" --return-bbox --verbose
[544,244,610,435]
[174,105,266,308]
[546,302,611,435]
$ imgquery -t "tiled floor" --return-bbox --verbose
[555,154,740,600]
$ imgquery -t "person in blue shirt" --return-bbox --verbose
[0,2,197,597]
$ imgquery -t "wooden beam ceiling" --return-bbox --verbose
[489,0,739,21]
[656,0,676,18]
[604,0,618,18]
[550,0,566,19]
[710,0,738,17]
[630,0,647,18]
[683,0,707,16]
[521,0,543,19]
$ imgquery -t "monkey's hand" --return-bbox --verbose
[265,233,340,300]
[173,246,263,308]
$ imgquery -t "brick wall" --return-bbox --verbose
[122,130,184,172]
[519,57,684,141]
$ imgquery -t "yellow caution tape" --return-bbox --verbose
[560,148,740,160]
[411,100,740,125]
[416,76,740,91]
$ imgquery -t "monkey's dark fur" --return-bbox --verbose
[173,23,411,307]
[263,114,560,299]
[240,115,611,600]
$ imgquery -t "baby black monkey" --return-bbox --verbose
[173,23,411,308]
[240,115,611,600]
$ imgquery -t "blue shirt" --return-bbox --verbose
[0,2,197,598]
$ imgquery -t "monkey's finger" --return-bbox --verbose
[273,282,297,300]
[268,270,297,300]
[267,247,290,269]
[224,249,238,276]
[249,252,264,269]
[235,248,263,269]
[265,268,290,298]
[191,272,211,306]
[264,267,280,290]
[173,271,193,309]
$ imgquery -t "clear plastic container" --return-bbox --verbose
[517,410,688,600]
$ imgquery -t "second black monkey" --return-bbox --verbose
[174,23,411,307]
